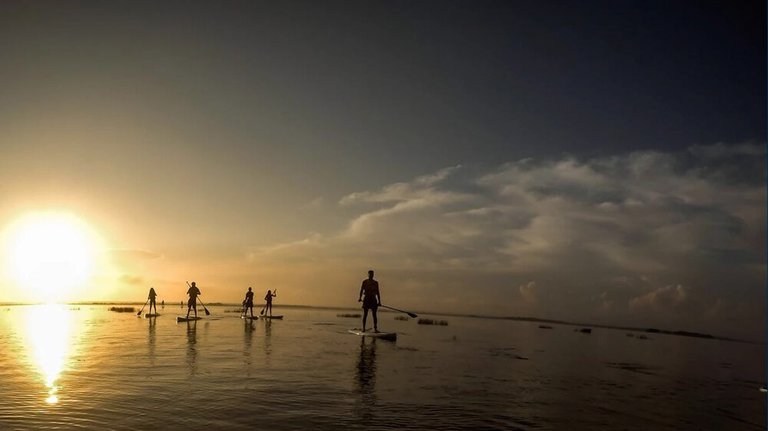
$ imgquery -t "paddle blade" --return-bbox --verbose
[204,308,211,316]
[136,310,142,316]
[407,312,418,318]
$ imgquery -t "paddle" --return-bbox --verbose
[186,281,211,316]
[137,299,149,316]
[380,305,418,318]
[197,297,211,316]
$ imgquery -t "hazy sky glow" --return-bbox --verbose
[0,1,764,338]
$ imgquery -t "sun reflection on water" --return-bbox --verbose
[21,304,74,405]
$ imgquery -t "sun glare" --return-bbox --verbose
[21,304,74,405]
[4,212,100,301]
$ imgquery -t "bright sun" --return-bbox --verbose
[4,212,99,300]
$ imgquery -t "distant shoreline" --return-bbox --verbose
[0,301,758,344]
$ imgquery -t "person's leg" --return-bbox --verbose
[362,308,369,331]
[186,302,191,318]
[194,302,198,318]
[249,305,254,318]
[372,308,378,332]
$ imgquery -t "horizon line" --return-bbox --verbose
[0,301,756,345]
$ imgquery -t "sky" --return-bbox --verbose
[0,1,764,338]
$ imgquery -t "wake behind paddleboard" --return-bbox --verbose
[348,329,397,341]
[176,316,202,322]
[260,315,283,320]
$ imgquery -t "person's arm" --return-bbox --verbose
[273,290,277,298]
[358,282,364,302]
[377,285,382,306]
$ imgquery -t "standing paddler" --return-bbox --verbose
[244,287,255,318]
[185,282,202,319]
[263,289,277,317]
[147,287,158,315]
[358,270,381,333]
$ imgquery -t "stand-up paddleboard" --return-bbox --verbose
[176,316,202,323]
[144,313,161,318]
[260,315,283,320]
[348,329,397,341]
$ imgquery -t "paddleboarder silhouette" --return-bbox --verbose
[147,287,158,315]
[186,282,201,319]
[244,287,255,318]
[263,289,277,317]
[358,270,381,332]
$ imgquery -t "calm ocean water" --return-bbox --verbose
[0,304,763,430]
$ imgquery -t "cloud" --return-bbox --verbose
[301,197,326,211]
[339,165,464,205]
[629,284,689,312]
[519,281,537,304]
[249,143,765,337]
[109,249,163,263]
[118,274,144,285]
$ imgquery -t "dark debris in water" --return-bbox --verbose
[108,307,136,313]
[488,347,515,358]
[605,362,658,375]
[337,313,361,318]
[418,318,449,326]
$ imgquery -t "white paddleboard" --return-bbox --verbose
[259,315,283,320]
[176,316,202,322]
[348,329,397,341]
